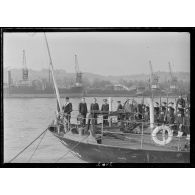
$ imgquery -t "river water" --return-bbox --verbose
[4,96,175,163]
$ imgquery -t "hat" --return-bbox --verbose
[162,102,167,105]
[117,100,121,103]
[185,107,190,111]
[103,99,107,102]
[155,102,159,106]
[168,102,174,107]
[178,104,182,108]
[65,97,69,100]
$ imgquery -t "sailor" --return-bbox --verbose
[90,97,99,125]
[159,102,167,123]
[144,104,150,122]
[154,102,160,123]
[62,97,72,123]
[137,103,144,120]
[101,99,109,126]
[116,100,123,122]
[186,93,190,109]
[184,106,190,140]
[176,102,185,137]
[176,94,185,109]
[79,97,88,126]
[167,102,175,124]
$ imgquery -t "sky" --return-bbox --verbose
[3,32,190,76]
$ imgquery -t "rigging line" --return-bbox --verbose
[58,138,81,160]
[7,127,49,163]
[27,130,48,163]
[53,134,90,163]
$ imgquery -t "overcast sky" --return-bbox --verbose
[3,32,190,76]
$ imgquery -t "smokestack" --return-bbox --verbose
[23,68,28,81]
[8,70,12,87]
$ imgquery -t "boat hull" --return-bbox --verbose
[53,133,190,163]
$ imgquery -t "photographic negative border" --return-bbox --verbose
[0,27,194,168]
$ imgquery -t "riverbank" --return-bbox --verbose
[4,93,180,98]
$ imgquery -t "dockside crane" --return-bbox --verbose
[149,60,159,89]
[22,50,29,81]
[74,54,83,87]
[168,61,177,89]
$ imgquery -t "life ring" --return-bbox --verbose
[151,125,173,145]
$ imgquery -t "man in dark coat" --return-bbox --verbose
[167,102,175,124]
[116,100,123,122]
[154,102,160,123]
[90,97,99,125]
[144,104,150,122]
[176,102,185,137]
[136,103,144,120]
[101,99,109,126]
[62,97,72,123]
[184,107,190,139]
[176,95,185,109]
[159,102,167,123]
[79,97,88,126]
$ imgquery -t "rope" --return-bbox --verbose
[54,135,90,163]
[58,138,82,160]
[7,127,49,163]
[27,130,47,162]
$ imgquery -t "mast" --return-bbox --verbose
[44,33,62,113]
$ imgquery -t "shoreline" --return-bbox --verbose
[4,93,180,99]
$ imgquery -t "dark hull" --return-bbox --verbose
[53,133,190,163]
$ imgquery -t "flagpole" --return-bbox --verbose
[44,33,62,113]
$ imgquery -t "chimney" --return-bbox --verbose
[23,68,28,81]
[8,70,12,87]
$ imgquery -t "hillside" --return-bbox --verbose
[3,68,190,85]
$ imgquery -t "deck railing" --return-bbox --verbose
[54,111,190,152]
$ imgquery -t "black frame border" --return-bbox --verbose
[1,27,194,168]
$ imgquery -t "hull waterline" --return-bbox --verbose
[52,132,190,163]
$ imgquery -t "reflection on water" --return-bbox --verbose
[4,96,176,163]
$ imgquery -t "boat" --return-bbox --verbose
[48,100,190,163]
[36,33,191,163]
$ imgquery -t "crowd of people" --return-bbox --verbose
[61,95,190,138]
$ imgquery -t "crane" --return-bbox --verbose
[22,49,29,81]
[149,60,159,89]
[168,61,177,89]
[74,54,82,87]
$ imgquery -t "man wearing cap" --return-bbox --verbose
[62,97,73,123]
[184,106,190,140]
[167,102,175,124]
[159,102,167,123]
[101,99,109,126]
[176,95,185,109]
[176,102,185,137]
[144,104,150,122]
[154,102,160,123]
[117,100,123,122]
[79,97,88,126]
[90,97,99,125]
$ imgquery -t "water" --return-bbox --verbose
[4,96,175,163]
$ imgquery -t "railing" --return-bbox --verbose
[54,111,190,152]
